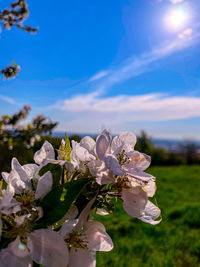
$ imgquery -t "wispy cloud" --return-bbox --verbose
[0,95,16,104]
[54,91,200,121]
[87,33,200,91]
[89,70,109,82]
[170,0,183,4]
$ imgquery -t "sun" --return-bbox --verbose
[165,7,188,30]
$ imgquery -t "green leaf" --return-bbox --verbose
[39,163,62,187]
[36,178,91,227]
[65,133,71,161]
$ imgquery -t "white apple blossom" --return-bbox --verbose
[2,158,52,200]
[95,130,154,182]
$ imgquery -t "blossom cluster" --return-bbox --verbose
[0,129,161,267]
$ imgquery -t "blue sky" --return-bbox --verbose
[0,0,200,139]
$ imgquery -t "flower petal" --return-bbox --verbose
[0,247,32,267]
[96,135,110,160]
[71,141,95,162]
[69,248,96,267]
[35,171,53,200]
[88,160,114,185]
[22,164,39,179]
[12,158,30,185]
[105,155,124,176]
[73,198,96,232]
[139,201,161,225]
[34,141,55,165]
[10,236,29,258]
[80,136,96,154]
[122,187,148,218]
[60,219,78,237]
[111,131,136,155]
[82,221,113,252]
[27,229,69,267]
[144,180,156,197]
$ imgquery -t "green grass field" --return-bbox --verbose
[96,166,200,267]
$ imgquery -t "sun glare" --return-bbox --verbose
[165,7,188,30]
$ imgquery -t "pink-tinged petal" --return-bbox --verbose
[126,151,151,171]
[0,246,32,267]
[1,182,15,206]
[144,180,156,197]
[105,155,124,176]
[96,135,110,160]
[35,171,53,200]
[34,141,55,165]
[72,141,95,162]
[60,219,78,237]
[82,221,113,252]
[10,236,30,257]
[27,229,69,267]
[69,248,96,267]
[126,170,154,182]
[88,160,114,185]
[96,208,109,216]
[12,158,29,184]
[2,172,9,184]
[111,132,136,155]
[73,198,96,232]
[139,201,161,225]
[22,164,39,179]
[122,187,148,218]
[80,136,96,154]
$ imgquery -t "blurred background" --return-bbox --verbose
[0,0,200,266]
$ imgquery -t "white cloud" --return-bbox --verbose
[54,91,200,121]
[178,28,193,39]
[89,70,109,82]
[87,33,200,92]
[170,0,183,4]
[0,95,16,104]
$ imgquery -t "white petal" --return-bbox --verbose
[126,151,151,171]
[88,160,114,185]
[105,155,124,176]
[2,172,9,184]
[27,229,69,267]
[140,201,161,225]
[69,248,96,267]
[35,171,53,200]
[0,246,32,267]
[34,141,55,165]
[96,135,110,160]
[144,180,156,197]
[80,136,96,154]
[60,219,78,237]
[72,141,95,162]
[22,164,39,179]
[12,158,30,185]
[122,187,148,218]
[101,129,112,143]
[82,221,113,251]
[111,131,136,155]
[126,170,154,182]
[1,182,15,207]
[10,236,30,257]
[73,198,96,232]
[96,208,109,216]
